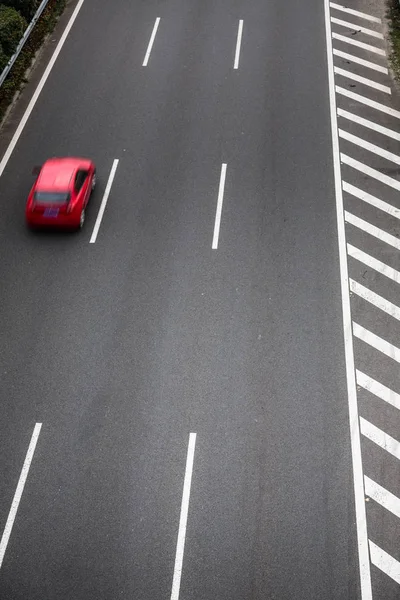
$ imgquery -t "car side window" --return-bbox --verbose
[74,170,88,193]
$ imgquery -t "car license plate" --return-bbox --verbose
[44,208,59,218]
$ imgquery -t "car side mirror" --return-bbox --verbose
[32,165,42,176]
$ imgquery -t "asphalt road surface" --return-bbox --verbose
[0,1,360,599]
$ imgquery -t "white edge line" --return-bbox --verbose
[89,159,119,244]
[0,423,42,569]
[324,2,372,598]
[212,163,227,249]
[142,17,160,67]
[170,432,197,600]
[234,20,243,70]
[0,0,86,178]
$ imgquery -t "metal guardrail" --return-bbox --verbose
[0,0,51,89]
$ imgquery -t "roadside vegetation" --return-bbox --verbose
[0,0,66,123]
[387,0,400,81]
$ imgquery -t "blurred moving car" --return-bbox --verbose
[26,157,96,229]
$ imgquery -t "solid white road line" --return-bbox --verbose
[336,87,400,118]
[334,67,390,93]
[347,244,400,284]
[360,418,400,460]
[0,423,42,569]
[340,131,400,164]
[234,20,243,69]
[345,211,400,251]
[350,279,400,320]
[330,2,382,23]
[324,2,372,598]
[332,32,386,55]
[142,18,160,67]
[331,17,383,39]
[341,154,400,192]
[170,433,197,600]
[369,541,400,585]
[365,476,400,518]
[333,49,388,73]
[89,159,119,244]
[0,0,86,178]
[353,322,400,363]
[356,370,400,411]
[338,109,400,140]
[212,163,227,249]
[343,182,400,219]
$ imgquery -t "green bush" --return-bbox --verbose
[0,0,65,122]
[1,1,40,21]
[0,5,27,56]
[388,0,400,81]
[0,42,8,71]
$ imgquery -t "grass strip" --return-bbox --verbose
[0,0,66,123]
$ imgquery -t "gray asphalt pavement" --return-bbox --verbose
[0,1,359,598]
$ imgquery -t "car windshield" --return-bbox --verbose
[34,191,70,204]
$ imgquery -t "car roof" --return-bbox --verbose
[36,158,82,191]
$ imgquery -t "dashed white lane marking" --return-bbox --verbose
[0,0,86,178]
[336,87,400,118]
[331,17,384,39]
[341,154,400,192]
[234,20,243,70]
[343,182,400,219]
[350,279,400,320]
[90,159,119,244]
[333,49,388,74]
[353,322,400,363]
[345,212,400,251]
[370,541,400,586]
[332,32,386,55]
[360,418,400,459]
[340,131,400,164]
[357,370,400,411]
[0,423,42,569]
[334,67,391,93]
[324,2,372,597]
[330,2,382,23]
[212,163,227,249]
[365,476,400,519]
[338,110,400,140]
[142,17,160,67]
[347,244,400,284]
[170,433,197,600]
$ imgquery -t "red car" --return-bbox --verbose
[26,157,96,229]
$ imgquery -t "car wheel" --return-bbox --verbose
[91,171,96,191]
[79,208,85,229]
